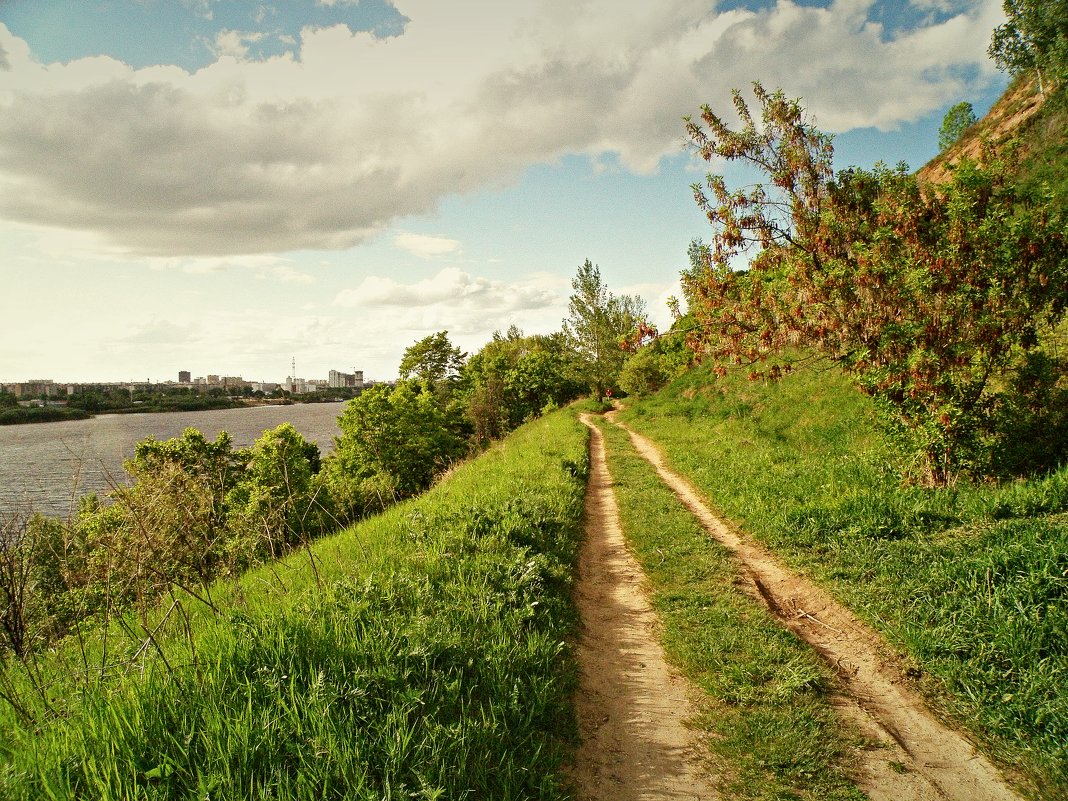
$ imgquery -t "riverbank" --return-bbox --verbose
[0,395,361,426]
[0,406,91,425]
[0,402,348,518]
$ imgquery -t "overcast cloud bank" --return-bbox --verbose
[0,0,1001,258]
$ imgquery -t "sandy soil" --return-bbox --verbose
[917,78,1045,186]
[607,412,1023,801]
[570,414,720,800]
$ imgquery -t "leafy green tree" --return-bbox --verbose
[326,382,467,513]
[462,328,584,444]
[77,430,246,607]
[938,101,977,151]
[619,319,693,396]
[398,331,467,385]
[563,260,647,400]
[466,372,510,445]
[683,83,1068,484]
[227,424,334,560]
[989,0,1068,96]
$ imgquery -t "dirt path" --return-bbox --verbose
[570,414,720,800]
[607,412,1023,801]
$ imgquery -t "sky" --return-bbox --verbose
[0,0,1009,384]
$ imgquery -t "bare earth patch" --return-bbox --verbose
[917,78,1044,186]
[570,414,720,800]
[609,412,1023,801]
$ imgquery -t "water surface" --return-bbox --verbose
[0,403,347,519]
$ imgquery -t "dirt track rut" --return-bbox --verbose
[600,411,1022,801]
[571,414,719,800]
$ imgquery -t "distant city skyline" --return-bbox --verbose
[2,365,368,392]
[1,1,1008,382]
[1,360,374,386]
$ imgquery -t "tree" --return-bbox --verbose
[0,509,34,657]
[325,382,467,512]
[398,331,467,385]
[80,429,245,608]
[462,329,584,445]
[683,83,1068,484]
[227,424,333,560]
[989,0,1068,96]
[562,260,647,400]
[619,318,693,397]
[938,101,977,151]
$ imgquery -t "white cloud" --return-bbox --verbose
[213,30,267,60]
[184,0,215,21]
[334,266,556,312]
[260,264,315,283]
[909,0,971,12]
[619,278,685,331]
[0,0,1003,257]
[113,319,202,346]
[253,5,276,25]
[393,232,462,259]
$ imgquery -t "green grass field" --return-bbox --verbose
[619,365,1068,800]
[0,410,590,800]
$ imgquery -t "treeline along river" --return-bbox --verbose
[0,402,346,519]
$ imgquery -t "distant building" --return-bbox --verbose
[221,376,249,391]
[328,369,364,389]
[178,370,191,383]
[11,379,57,399]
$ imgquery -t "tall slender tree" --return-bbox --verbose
[988,0,1068,96]
[562,260,647,400]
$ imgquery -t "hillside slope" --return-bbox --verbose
[619,366,1068,799]
[0,411,590,800]
[918,74,1066,198]
[917,76,1045,184]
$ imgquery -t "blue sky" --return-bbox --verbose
[0,0,1007,383]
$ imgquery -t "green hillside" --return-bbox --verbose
[618,363,1068,799]
[920,74,1068,202]
[0,411,590,800]
[592,70,1068,798]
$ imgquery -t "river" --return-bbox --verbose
[0,402,348,519]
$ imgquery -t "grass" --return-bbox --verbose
[1017,90,1068,202]
[618,365,1068,800]
[592,414,866,800]
[0,410,590,800]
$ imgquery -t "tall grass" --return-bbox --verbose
[0,410,589,800]
[619,366,1068,799]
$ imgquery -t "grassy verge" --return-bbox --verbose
[619,366,1068,800]
[0,410,589,800]
[592,414,865,801]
